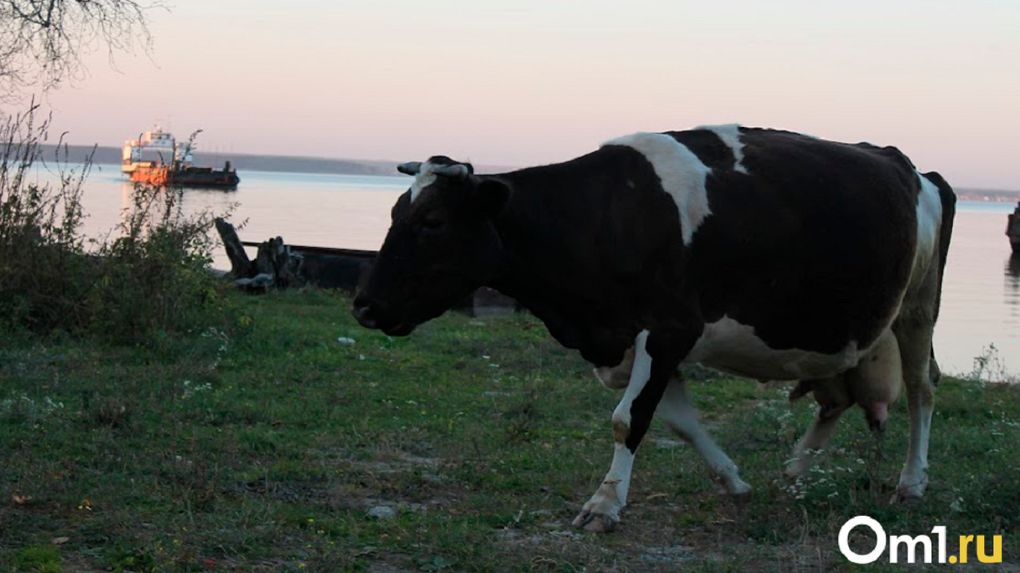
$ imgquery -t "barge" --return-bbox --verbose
[123,127,239,189]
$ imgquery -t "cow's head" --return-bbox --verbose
[352,156,510,335]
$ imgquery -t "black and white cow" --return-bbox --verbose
[352,125,956,532]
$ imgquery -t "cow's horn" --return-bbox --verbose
[397,162,422,176]
[432,164,470,179]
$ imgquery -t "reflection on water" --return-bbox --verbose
[34,165,1020,379]
[933,205,1019,378]
[1006,255,1020,326]
[1007,255,1020,280]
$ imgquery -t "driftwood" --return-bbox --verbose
[214,218,252,278]
[254,236,300,286]
[214,217,303,290]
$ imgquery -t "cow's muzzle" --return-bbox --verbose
[352,294,383,329]
[351,295,416,336]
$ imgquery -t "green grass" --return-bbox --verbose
[1,289,1018,572]
[10,545,63,573]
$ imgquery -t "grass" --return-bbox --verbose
[1,289,1018,572]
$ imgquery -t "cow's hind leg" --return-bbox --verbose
[893,319,936,503]
[593,347,635,390]
[893,266,940,503]
[658,377,751,498]
[785,397,851,478]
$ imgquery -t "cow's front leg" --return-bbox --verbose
[573,329,686,532]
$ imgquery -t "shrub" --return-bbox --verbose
[0,104,233,344]
[87,183,231,344]
[0,104,90,332]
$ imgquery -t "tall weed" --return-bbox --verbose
[0,104,90,332]
[0,104,233,344]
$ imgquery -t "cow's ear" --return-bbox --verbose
[474,178,509,217]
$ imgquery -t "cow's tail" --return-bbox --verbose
[923,170,957,386]
[923,171,956,325]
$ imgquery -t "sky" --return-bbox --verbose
[38,0,1020,189]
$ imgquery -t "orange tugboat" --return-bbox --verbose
[122,127,240,189]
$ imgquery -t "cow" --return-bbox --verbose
[352,125,956,532]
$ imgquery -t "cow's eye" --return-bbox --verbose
[421,216,446,231]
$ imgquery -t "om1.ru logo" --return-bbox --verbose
[839,516,1002,564]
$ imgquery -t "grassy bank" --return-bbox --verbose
[2,290,1018,572]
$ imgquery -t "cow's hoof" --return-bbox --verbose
[893,481,926,503]
[714,472,753,501]
[892,488,925,506]
[892,475,928,505]
[727,484,753,504]
[892,491,923,506]
[784,460,810,479]
[572,510,617,533]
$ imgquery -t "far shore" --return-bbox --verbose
[48,144,516,179]
[48,144,1019,201]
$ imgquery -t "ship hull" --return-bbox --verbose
[128,164,240,189]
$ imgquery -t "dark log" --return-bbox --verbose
[271,240,302,286]
[253,238,275,276]
[214,218,252,279]
[253,236,303,289]
[216,219,303,290]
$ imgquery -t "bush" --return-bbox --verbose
[0,104,232,344]
[87,183,231,344]
[0,104,90,332]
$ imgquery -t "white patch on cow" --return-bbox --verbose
[697,123,749,174]
[685,315,860,381]
[912,172,943,286]
[611,330,651,428]
[602,133,712,245]
[410,161,438,203]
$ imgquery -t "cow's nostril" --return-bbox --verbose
[352,299,379,328]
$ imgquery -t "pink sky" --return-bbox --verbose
[40,0,1020,189]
